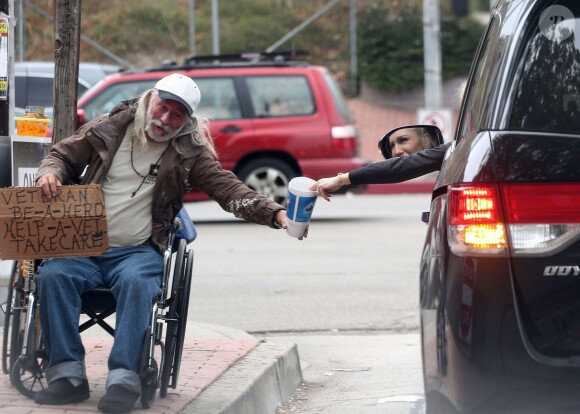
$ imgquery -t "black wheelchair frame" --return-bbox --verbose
[1,210,196,408]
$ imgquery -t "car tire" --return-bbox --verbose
[237,158,297,206]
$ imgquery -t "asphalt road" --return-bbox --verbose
[184,193,430,413]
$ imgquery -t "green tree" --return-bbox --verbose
[358,1,484,92]
[23,0,483,94]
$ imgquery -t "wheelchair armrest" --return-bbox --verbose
[175,207,197,244]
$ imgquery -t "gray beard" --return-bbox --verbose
[145,115,184,143]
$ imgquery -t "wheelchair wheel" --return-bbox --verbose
[7,264,29,379]
[159,239,186,398]
[2,261,17,374]
[171,249,193,388]
[10,314,47,399]
[140,331,159,409]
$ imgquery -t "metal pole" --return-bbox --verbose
[17,0,22,61]
[349,0,357,95]
[0,0,10,137]
[423,0,442,108]
[265,0,341,53]
[0,0,14,189]
[211,0,219,55]
[79,35,134,69]
[189,0,195,56]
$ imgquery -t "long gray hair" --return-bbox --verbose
[134,88,216,156]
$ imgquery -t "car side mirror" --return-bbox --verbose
[378,124,444,160]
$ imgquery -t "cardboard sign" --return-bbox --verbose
[0,185,108,259]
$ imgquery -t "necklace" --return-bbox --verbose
[130,137,170,198]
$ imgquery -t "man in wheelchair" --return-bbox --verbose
[32,73,289,413]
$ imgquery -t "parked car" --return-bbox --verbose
[76,53,368,204]
[14,61,121,119]
[420,0,580,413]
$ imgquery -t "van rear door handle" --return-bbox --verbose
[220,125,242,133]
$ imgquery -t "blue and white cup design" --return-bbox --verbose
[286,177,317,238]
[287,191,316,222]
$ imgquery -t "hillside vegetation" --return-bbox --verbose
[22,0,484,94]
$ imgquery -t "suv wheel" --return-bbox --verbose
[237,158,296,206]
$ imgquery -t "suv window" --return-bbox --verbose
[509,1,579,134]
[245,76,315,118]
[81,79,157,121]
[322,70,352,121]
[82,77,242,122]
[195,78,240,120]
[457,17,500,141]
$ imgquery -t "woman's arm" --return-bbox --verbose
[313,142,451,200]
[349,142,450,185]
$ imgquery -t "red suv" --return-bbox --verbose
[77,53,368,204]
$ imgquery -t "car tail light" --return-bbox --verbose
[448,185,507,256]
[448,183,580,256]
[331,125,358,150]
[501,183,580,255]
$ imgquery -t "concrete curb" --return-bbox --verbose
[181,341,303,414]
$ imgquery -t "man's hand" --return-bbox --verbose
[37,173,62,199]
[276,210,288,229]
[276,210,309,240]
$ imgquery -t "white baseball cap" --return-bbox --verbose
[154,73,201,116]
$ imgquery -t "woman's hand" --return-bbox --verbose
[37,173,62,199]
[309,173,350,201]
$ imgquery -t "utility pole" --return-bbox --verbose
[423,0,442,108]
[52,0,80,144]
[349,0,358,96]
[17,0,22,60]
[420,0,454,141]
[211,0,219,55]
[189,0,195,56]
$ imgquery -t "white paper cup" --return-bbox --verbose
[286,220,308,238]
[286,177,317,238]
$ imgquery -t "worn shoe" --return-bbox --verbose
[34,378,90,405]
[97,384,140,413]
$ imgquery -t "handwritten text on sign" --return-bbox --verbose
[0,185,109,259]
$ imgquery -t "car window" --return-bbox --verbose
[194,77,240,120]
[82,76,241,122]
[14,76,27,108]
[245,75,315,118]
[15,76,53,108]
[82,79,157,121]
[77,84,89,98]
[16,75,91,113]
[508,1,579,134]
[457,17,500,141]
[322,70,352,122]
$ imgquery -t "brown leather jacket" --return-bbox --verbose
[37,99,285,253]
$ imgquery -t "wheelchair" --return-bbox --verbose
[1,208,196,408]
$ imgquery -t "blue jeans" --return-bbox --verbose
[35,245,163,394]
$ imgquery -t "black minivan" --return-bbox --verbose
[420,1,580,413]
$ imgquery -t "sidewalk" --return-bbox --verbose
[0,322,302,414]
